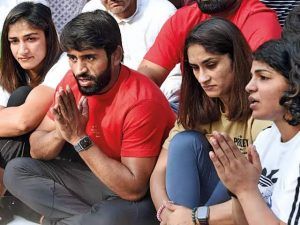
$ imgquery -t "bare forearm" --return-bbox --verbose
[238,190,281,225]
[0,106,43,136]
[137,59,169,86]
[209,200,235,225]
[0,85,53,137]
[79,146,149,201]
[30,130,65,160]
[232,198,248,225]
[150,167,169,210]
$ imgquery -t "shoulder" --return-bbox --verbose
[120,66,172,107]
[170,2,202,22]
[239,0,279,19]
[249,118,273,140]
[253,123,276,147]
[141,0,176,15]
[43,54,70,89]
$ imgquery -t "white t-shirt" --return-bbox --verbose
[0,86,11,107]
[41,53,70,89]
[82,0,176,70]
[256,124,300,224]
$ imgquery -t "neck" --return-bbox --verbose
[220,97,229,114]
[114,1,137,20]
[100,64,121,94]
[275,119,300,142]
[27,69,39,82]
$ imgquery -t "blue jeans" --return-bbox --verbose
[166,130,230,208]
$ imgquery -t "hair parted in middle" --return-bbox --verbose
[179,17,252,129]
[0,2,61,93]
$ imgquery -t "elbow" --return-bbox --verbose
[15,118,36,135]
[120,187,148,202]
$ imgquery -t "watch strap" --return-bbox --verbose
[73,136,93,152]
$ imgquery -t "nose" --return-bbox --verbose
[245,77,257,93]
[195,69,210,84]
[74,60,88,75]
[18,42,29,55]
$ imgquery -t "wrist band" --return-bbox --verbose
[192,207,198,225]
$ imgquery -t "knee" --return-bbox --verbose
[78,202,128,225]
[3,158,33,192]
[169,130,210,157]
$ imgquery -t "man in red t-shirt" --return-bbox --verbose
[4,10,175,225]
[138,0,282,86]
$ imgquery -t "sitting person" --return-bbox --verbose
[4,10,175,225]
[0,2,61,223]
[0,2,61,192]
[209,39,300,225]
[150,17,271,225]
[138,0,281,87]
[82,0,176,71]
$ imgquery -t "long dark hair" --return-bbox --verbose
[0,2,61,93]
[179,17,252,129]
[254,39,300,126]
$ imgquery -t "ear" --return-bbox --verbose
[111,45,123,66]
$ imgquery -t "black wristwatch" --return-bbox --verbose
[73,136,93,153]
[196,206,209,225]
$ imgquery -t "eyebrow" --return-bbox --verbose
[201,57,216,64]
[253,69,271,73]
[67,54,75,58]
[8,32,39,39]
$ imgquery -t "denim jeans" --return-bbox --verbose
[166,130,230,208]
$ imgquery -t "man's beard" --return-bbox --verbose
[74,63,112,96]
[196,0,237,14]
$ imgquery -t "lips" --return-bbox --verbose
[201,85,215,91]
[18,56,33,61]
[248,96,259,109]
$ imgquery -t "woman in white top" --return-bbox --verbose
[0,1,60,194]
[209,39,300,225]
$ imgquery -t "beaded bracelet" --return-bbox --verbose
[156,201,173,222]
[156,204,166,222]
[192,207,198,225]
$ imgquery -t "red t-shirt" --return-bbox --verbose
[144,0,282,72]
[48,65,175,160]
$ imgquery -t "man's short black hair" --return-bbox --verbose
[60,10,122,56]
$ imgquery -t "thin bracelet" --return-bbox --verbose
[156,204,166,222]
[156,201,173,222]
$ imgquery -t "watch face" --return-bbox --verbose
[80,137,92,148]
[196,206,209,224]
